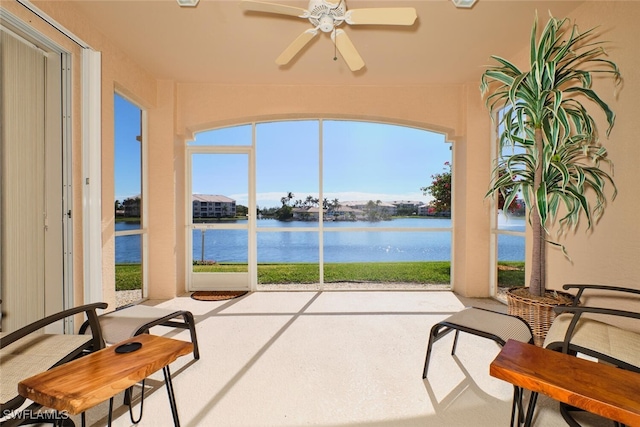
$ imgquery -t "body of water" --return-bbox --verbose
[115,217,525,263]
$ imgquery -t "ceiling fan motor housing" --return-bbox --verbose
[308,0,346,32]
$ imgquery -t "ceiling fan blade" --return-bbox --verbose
[332,29,365,72]
[240,0,307,17]
[276,29,319,65]
[345,8,418,26]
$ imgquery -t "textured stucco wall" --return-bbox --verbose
[7,0,638,304]
[478,2,640,293]
[175,82,495,296]
[529,4,640,292]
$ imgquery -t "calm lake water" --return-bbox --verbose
[115,217,525,263]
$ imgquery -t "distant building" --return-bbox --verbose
[331,206,364,221]
[391,200,425,216]
[192,194,236,218]
[391,200,423,210]
[417,204,433,216]
[292,206,326,221]
[342,201,397,216]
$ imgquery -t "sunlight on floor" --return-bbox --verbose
[75,291,611,427]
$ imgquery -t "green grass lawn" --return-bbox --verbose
[496,261,526,288]
[115,264,143,290]
[115,261,524,291]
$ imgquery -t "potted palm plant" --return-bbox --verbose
[481,14,621,345]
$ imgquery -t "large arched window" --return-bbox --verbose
[185,120,453,291]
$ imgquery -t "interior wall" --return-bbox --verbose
[176,83,495,297]
[484,2,640,293]
[12,0,637,305]
[452,83,493,297]
[147,80,179,299]
[544,2,640,291]
[16,0,493,300]
[174,132,187,296]
[177,84,464,140]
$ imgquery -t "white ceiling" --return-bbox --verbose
[68,0,584,86]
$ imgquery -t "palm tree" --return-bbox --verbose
[281,192,295,207]
[330,198,341,219]
[481,14,621,297]
[305,195,314,207]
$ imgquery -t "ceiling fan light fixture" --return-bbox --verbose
[176,0,199,7]
[451,0,477,8]
[318,15,335,32]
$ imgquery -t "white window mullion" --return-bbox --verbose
[318,120,324,291]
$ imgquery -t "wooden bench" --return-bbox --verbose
[1,303,107,427]
[18,334,193,427]
[490,339,640,426]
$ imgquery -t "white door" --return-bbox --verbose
[187,149,252,291]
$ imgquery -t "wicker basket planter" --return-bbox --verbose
[506,287,576,347]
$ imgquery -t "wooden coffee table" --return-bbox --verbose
[490,339,640,426]
[18,334,193,426]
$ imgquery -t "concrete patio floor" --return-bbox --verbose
[78,291,610,426]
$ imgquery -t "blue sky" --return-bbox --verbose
[116,94,452,208]
[114,95,142,203]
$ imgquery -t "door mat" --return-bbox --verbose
[191,291,248,301]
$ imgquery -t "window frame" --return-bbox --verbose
[188,119,454,291]
[113,93,148,302]
[489,109,526,297]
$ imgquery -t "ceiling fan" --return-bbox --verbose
[239,0,418,71]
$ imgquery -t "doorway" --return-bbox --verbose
[187,149,252,291]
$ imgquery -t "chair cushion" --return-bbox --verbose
[443,307,533,344]
[95,306,184,344]
[0,333,91,405]
[544,313,640,369]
